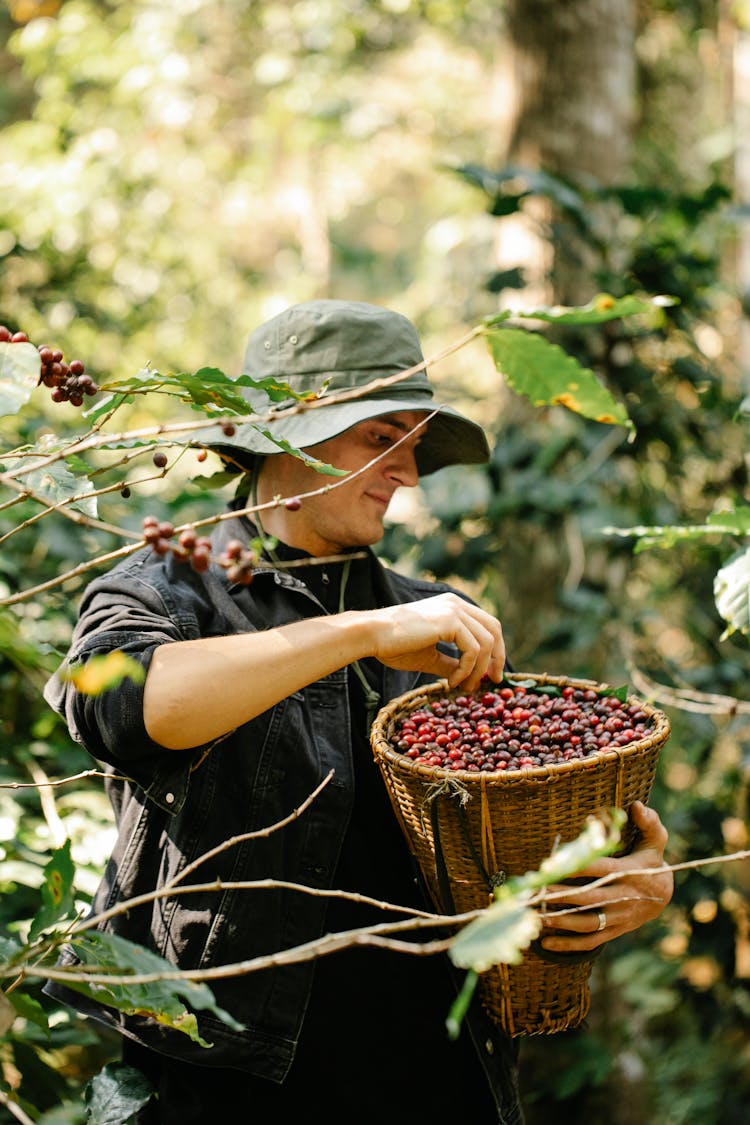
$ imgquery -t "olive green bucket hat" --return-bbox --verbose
[205,299,490,476]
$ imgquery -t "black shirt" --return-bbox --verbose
[266,540,500,1119]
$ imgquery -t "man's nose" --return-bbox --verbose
[385,443,420,488]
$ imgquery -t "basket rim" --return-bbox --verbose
[370,671,671,784]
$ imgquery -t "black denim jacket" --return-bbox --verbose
[44,513,523,1123]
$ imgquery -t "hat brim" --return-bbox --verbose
[193,394,490,477]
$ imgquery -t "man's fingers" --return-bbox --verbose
[442,604,505,689]
[445,619,497,691]
[630,800,669,852]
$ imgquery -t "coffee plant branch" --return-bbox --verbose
[0,472,147,548]
[628,662,750,716]
[0,410,439,606]
[0,1086,34,1125]
[0,769,120,790]
[18,852,747,992]
[33,911,487,989]
[1,330,477,484]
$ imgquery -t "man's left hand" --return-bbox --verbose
[538,800,673,952]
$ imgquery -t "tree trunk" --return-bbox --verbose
[502,0,637,304]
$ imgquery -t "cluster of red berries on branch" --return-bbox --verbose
[141,519,257,583]
[220,538,258,585]
[0,325,99,406]
[0,326,30,344]
[392,682,654,773]
[142,518,212,573]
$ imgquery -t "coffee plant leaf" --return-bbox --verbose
[184,420,348,475]
[536,810,625,883]
[60,651,146,697]
[600,519,745,552]
[95,366,300,415]
[0,341,40,418]
[3,444,98,518]
[0,936,24,967]
[28,840,77,941]
[449,894,541,972]
[513,293,655,325]
[66,931,244,1043]
[707,506,750,535]
[714,545,750,638]
[484,326,633,430]
[251,427,350,474]
[6,988,50,1033]
[20,458,98,519]
[189,469,241,490]
[84,1063,154,1124]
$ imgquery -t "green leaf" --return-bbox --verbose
[599,519,745,551]
[707,507,750,535]
[66,931,244,1046]
[445,969,479,1040]
[488,293,656,327]
[714,545,750,638]
[84,1063,154,1124]
[7,989,50,1033]
[99,366,301,415]
[535,810,626,883]
[0,936,24,966]
[449,893,541,973]
[29,840,77,941]
[2,452,98,519]
[449,812,625,975]
[252,427,349,474]
[484,326,633,430]
[190,470,244,491]
[0,341,40,418]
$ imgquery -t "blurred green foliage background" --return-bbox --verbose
[2,1,750,1121]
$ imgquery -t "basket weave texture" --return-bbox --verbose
[370,672,671,1037]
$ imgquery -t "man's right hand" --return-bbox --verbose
[368,593,505,693]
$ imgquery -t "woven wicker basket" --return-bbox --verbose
[370,672,671,1037]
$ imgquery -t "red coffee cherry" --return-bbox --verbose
[392,682,652,772]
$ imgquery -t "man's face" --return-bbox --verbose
[256,410,428,556]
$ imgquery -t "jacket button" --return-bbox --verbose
[165,792,175,804]
[485,1038,494,1054]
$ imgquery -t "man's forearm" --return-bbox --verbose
[143,592,505,750]
[143,611,373,749]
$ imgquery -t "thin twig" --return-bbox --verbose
[0,1089,35,1125]
[1,328,482,484]
[0,469,136,541]
[628,663,750,716]
[0,408,440,606]
[74,878,442,939]
[35,910,478,987]
[0,769,119,791]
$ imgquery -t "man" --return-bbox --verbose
[45,300,672,1123]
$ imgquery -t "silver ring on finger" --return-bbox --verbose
[595,909,607,932]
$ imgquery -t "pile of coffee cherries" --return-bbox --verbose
[391,681,653,773]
